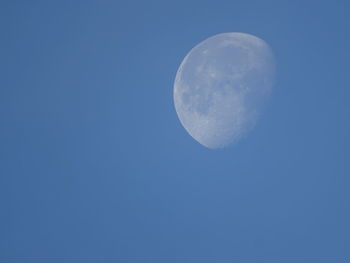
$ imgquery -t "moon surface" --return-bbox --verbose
[173,32,276,149]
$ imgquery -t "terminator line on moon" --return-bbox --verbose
[173,32,276,149]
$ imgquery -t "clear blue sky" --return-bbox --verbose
[1,0,350,262]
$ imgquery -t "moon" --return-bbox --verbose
[173,32,276,149]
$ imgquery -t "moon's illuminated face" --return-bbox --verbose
[174,33,276,149]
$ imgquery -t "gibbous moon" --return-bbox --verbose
[173,32,276,149]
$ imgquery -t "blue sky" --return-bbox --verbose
[1,0,350,262]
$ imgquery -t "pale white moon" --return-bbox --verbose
[173,32,276,149]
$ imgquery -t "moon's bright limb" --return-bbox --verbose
[174,32,276,149]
